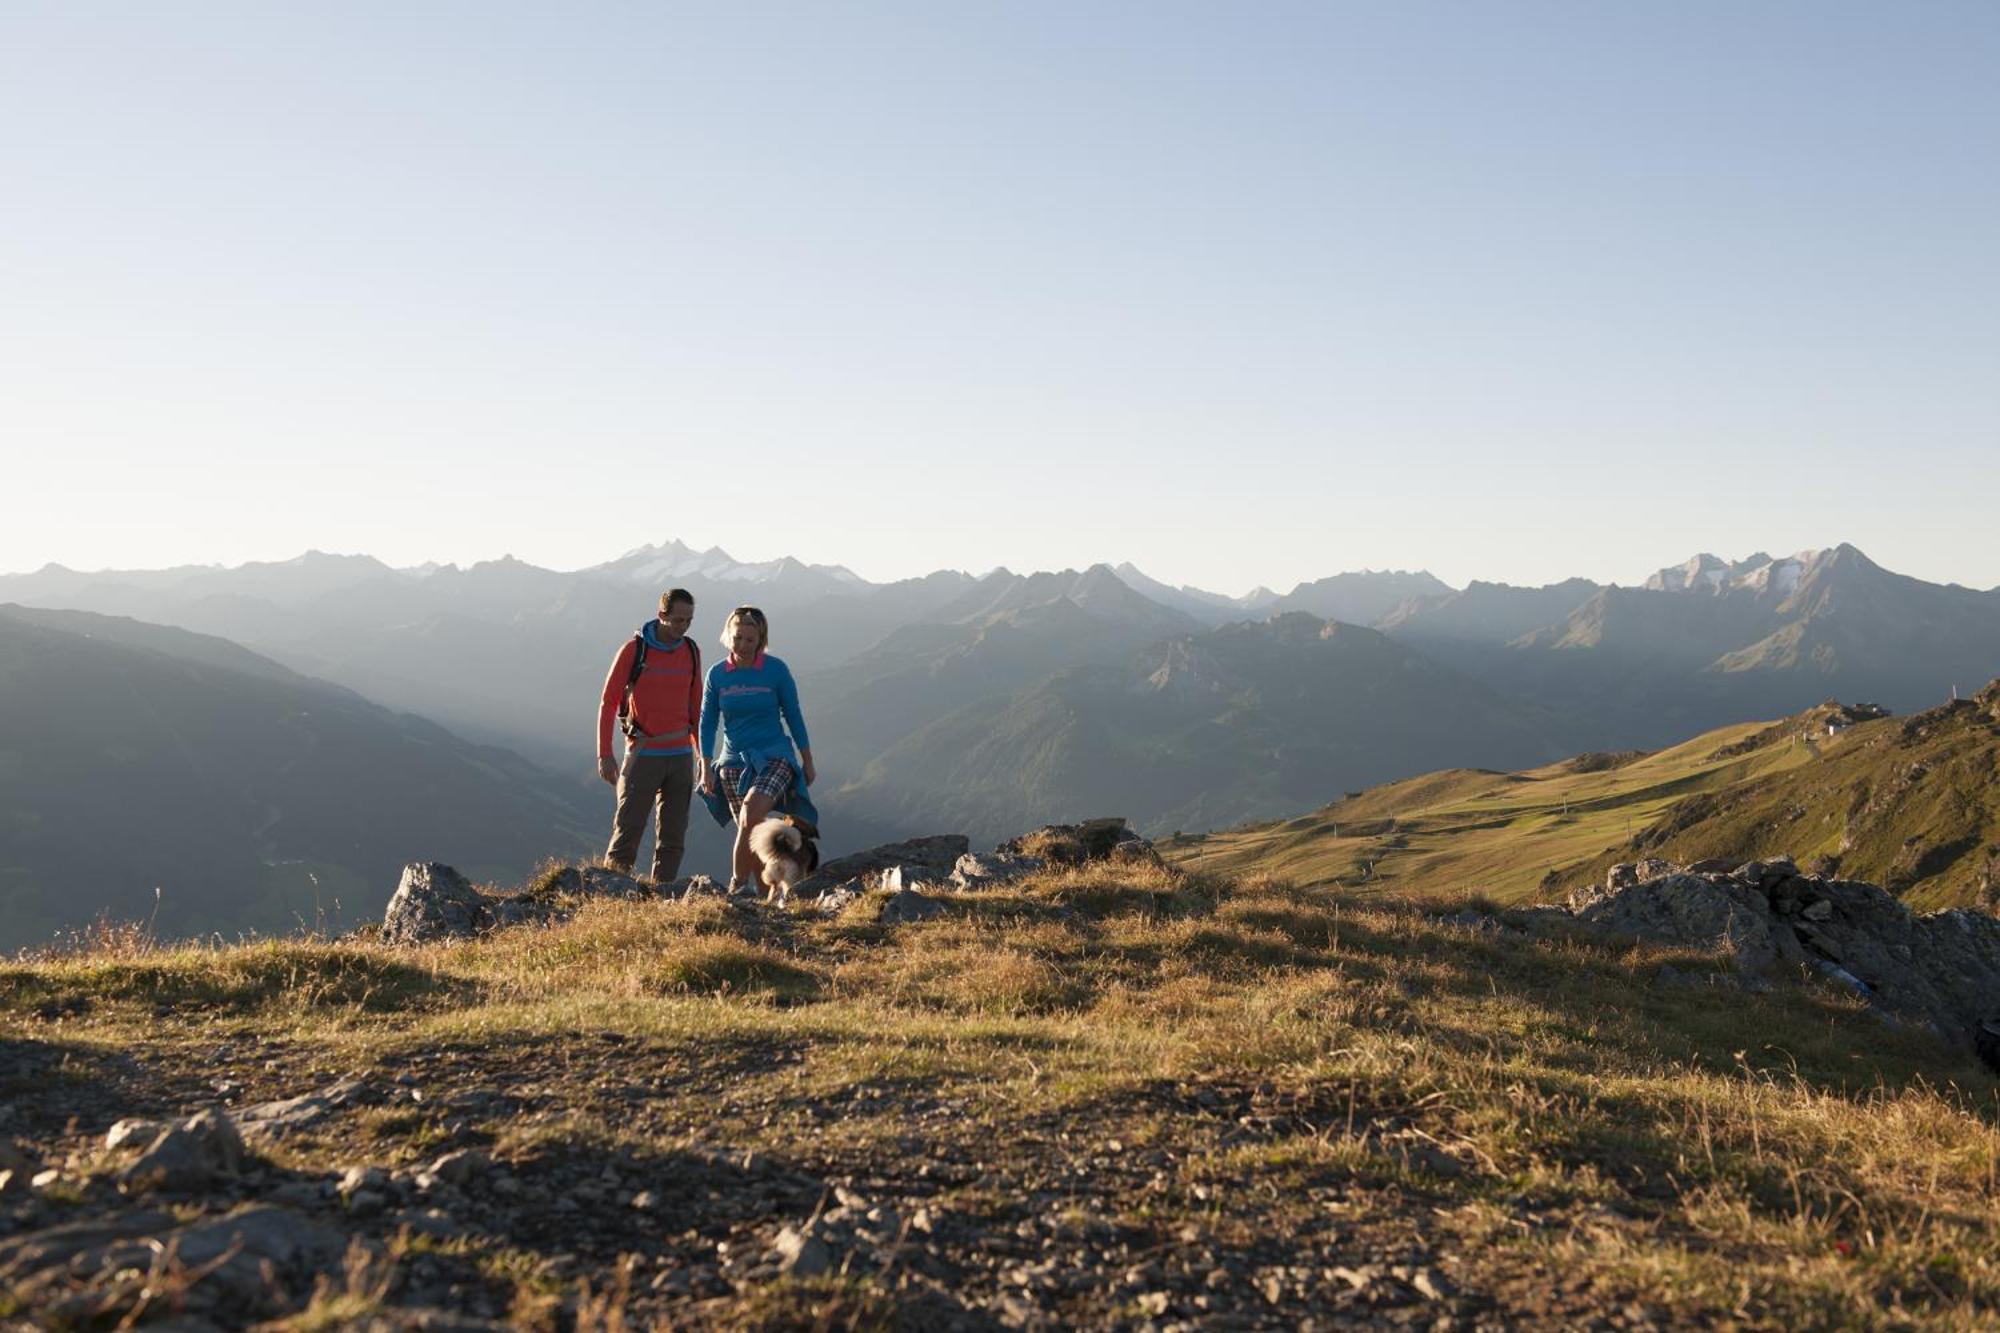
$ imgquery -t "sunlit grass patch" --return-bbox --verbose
[0,938,464,1016]
[640,937,824,1003]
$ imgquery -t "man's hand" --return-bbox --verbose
[800,751,817,786]
[699,766,717,796]
[598,756,619,786]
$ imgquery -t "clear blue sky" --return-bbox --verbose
[4,2,1996,593]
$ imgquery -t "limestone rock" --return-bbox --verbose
[789,835,970,900]
[1571,873,1782,969]
[1555,858,2000,1056]
[948,852,1047,890]
[773,1224,832,1277]
[879,887,945,925]
[0,1204,347,1323]
[382,863,491,945]
[537,865,649,900]
[118,1109,246,1196]
[997,818,1150,866]
[236,1076,365,1136]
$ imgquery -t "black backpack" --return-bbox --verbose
[618,625,700,739]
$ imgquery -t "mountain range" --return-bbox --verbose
[5,540,2000,939]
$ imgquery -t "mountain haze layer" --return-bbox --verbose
[0,605,597,950]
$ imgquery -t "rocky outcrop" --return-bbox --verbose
[381,862,717,944]
[997,818,1156,866]
[788,835,970,901]
[949,851,1048,890]
[382,862,491,945]
[1563,857,2000,1058]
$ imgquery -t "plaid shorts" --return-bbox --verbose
[715,758,795,816]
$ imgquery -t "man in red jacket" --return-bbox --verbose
[597,588,703,880]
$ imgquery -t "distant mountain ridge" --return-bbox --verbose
[10,540,2000,872]
[830,611,1565,843]
[0,605,598,950]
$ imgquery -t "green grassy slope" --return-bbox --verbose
[1168,683,2000,911]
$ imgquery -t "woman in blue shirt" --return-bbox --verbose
[698,606,817,892]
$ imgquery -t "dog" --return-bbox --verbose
[747,815,820,907]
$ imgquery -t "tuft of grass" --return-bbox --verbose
[0,939,465,1016]
[643,938,824,1003]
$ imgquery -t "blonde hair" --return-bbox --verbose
[721,605,769,654]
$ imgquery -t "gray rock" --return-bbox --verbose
[790,835,971,900]
[427,1148,488,1186]
[879,887,946,925]
[773,1224,832,1277]
[1555,861,2000,1055]
[538,865,649,900]
[816,886,864,915]
[0,1205,345,1323]
[997,818,1150,866]
[948,852,1047,890]
[236,1076,365,1135]
[1571,872,1782,969]
[382,862,491,945]
[118,1109,245,1195]
[664,874,723,899]
[339,1164,388,1196]
[104,1118,163,1152]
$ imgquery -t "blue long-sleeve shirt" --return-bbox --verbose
[698,653,811,777]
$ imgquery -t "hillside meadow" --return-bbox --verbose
[1169,687,2000,914]
[4,860,1998,1329]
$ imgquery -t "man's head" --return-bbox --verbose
[658,588,694,639]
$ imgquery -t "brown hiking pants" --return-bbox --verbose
[604,750,694,881]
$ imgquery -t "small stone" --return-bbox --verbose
[1330,1265,1373,1291]
[31,1168,62,1190]
[1411,1268,1451,1301]
[773,1224,831,1277]
[347,1188,387,1217]
[117,1108,246,1196]
[1137,1291,1171,1315]
[427,1148,488,1186]
[1801,899,1834,922]
[339,1165,387,1195]
[103,1118,161,1152]
[631,1190,659,1212]
[879,886,945,924]
[267,1180,325,1208]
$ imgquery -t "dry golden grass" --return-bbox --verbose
[9,859,2000,1326]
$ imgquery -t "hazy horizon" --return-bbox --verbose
[7,3,1997,593]
[4,535,1989,602]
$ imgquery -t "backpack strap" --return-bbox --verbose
[617,627,650,735]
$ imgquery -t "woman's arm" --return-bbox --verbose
[697,663,721,788]
[776,661,814,784]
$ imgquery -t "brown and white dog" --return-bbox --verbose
[747,815,820,906]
